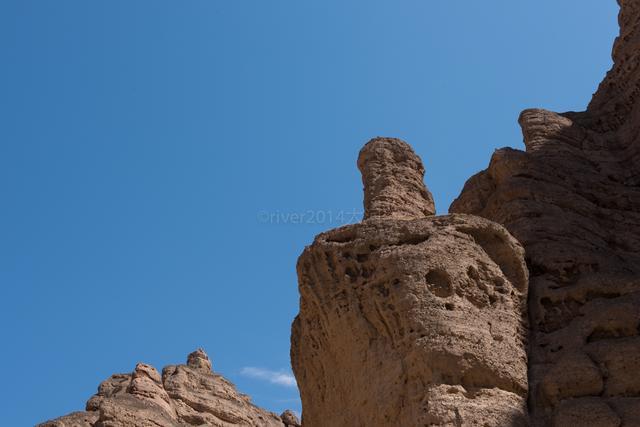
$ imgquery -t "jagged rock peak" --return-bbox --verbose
[358,137,436,220]
[39,349,290,427]
[585,0,640,138]
[187,347,212,372]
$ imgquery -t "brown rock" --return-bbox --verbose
[609,397,640,427]
[450,2,640,425]
[358,137,435,220]
[553,398,621,427]
[127,363,175,416]
[582,0,640,140]
[291,138,529,426]
[540,352,603,405]
[186,347,212,371]
[38,349,288,427]
[280,409,301,426]
[586,337,640,397]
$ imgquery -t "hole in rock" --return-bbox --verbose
[426,269,453,298]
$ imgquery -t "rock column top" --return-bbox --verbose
[186,348,212,372]
[358,137,436,220]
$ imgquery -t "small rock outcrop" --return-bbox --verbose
[291,138,529,426]
[39,349,287,427]
[450,1,640,425]
[279,410,301,427]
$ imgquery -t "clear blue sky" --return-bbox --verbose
[0,1,619,425]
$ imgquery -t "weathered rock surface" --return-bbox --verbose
[358,137,436,220]
[38,349,287,427]
[450,1,640,425]
[291,138,529,426]
[279,410,301,427]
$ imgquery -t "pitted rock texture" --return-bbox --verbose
[358,137,436,220]
[279,410,301,427]
[38,349,286,427]
[451,2,640,425]
[291,138,529,426]
[581,0,640,140]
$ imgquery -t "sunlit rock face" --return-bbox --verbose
[451,2,640,425]
[292,137,529,426]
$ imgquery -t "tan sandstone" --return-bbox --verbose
[38,349,291,427]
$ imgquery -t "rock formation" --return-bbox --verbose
[450,1,640,425]
[40,2,640,426]
[39,349,299,427]
[291,138,530,426]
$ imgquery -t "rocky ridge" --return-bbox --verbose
[39,349,300,427]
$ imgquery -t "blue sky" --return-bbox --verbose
[0,1,619,425]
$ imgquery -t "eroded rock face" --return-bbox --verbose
[450,2,640,425]
[291,138,529,426]
[38,349,286,427]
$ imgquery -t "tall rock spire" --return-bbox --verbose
[358,137,436,220]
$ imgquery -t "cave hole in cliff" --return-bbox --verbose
[425,269,453,298]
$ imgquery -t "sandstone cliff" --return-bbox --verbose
[449,1,640,425]
[291,138,530,426]
[39,349,300,427]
